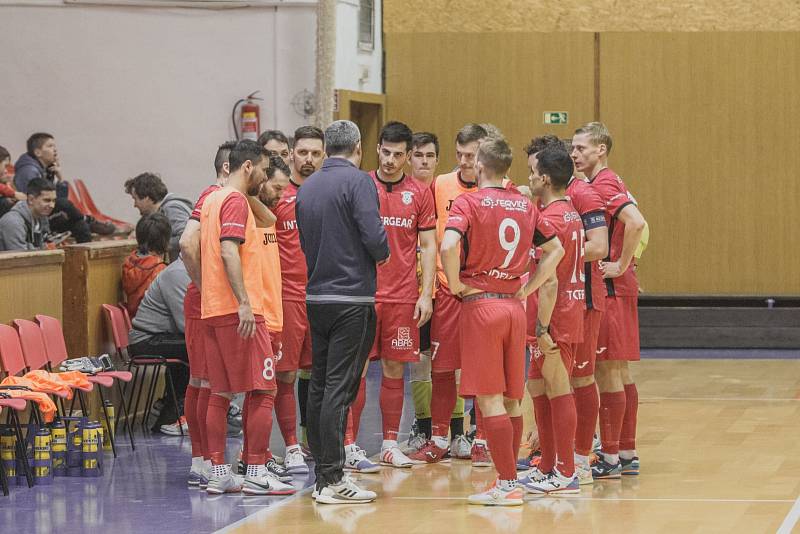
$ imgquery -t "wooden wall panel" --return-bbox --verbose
[385,32,596,185]
[600,32,800,295]
[0,250,63,325]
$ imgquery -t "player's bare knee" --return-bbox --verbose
[620,362,633,385]
[382,359,405,379]
[571,375,595,389]
[527,378,545,397]
[409,353,432,382]
[504,397,522,417]
[476,394,504,417]
[189,377,203,387]
[276,370,297,384]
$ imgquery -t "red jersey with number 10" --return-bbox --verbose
[540,199,585,343]
[370,172,436,304]
[274,180,307,302]
[445,187,534,294]
[566,177,607,312]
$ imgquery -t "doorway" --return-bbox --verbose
[334,90,386,171]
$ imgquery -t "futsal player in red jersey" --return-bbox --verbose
[525,135,609,485]
[440,137,561,506]
[571,122,647,479]
[272,126,326,473]
[352,121,437,469]
[519,144,586,494]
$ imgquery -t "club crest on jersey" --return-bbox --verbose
[391,327,414,350]
[401,191,414,205]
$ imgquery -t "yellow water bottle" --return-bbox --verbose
[101,400,115,452]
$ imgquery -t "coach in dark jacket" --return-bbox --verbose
[296,120,389,502]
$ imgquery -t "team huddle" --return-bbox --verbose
[176,119,647,506]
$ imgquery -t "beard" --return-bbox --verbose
[299,165,316,178]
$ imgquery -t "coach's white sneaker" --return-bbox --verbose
[206,464,242,495]
[284,445,310,474]
[315,477,377,504]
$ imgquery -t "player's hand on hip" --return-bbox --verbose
[414,294,433,327]
[536,332,558,358]
[237,303,256,338]
[599,260,624,279]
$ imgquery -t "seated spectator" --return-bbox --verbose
[0,145,26,218]
[129,256,191,435]
[0,178,56,251]
[122,213,169,316]
[124,172,191,262]
[14,133,92,242]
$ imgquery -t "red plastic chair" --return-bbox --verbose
[36,314,135,454]
[75,179,131,227]
[118,303,133,331]
[102,304,185,435]
[0,326,35,490]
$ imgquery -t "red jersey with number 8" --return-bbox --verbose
[445,187,534,294]
[540,198,585,343]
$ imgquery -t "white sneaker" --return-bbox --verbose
[344,446,380,473]
[206,465,242,495]
[380,446,420,468]
[242,466,297,495]
[517,466,548,486]
[575,463,593,486]
[450,434,472,459]
[523,468,580,495]
[315,477,377,504]
[467,480,524,506]
[284,445,309,474]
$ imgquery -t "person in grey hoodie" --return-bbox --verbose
[0,177,56,251]
[14,132,92,242]
[124,172,192,262]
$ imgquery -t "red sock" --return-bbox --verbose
[242,395,249,460]
[243,391,274,466]
[197,387,210,460]
[532,394,555,473]
[574,383,600,456]
[482,414,516,481]
[474,403,485,440]
[620,383,638,451]
[549,393,577,477]
[599,391,626,455]
[350,377,367,440]
[430,371,457,437]
[509,415,523,459]
[344,410,356,446]
[275,380,298,447]
[206,394,230,465]
[380,376,405,441]
[183,385,202,457]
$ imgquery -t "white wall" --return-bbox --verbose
[0,4,316,221]
[334,0,382,94]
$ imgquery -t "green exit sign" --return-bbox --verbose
[544,112,568,125]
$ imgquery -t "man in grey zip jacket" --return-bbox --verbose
[0,178,55,251]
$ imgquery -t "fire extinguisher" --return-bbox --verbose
[232,91,263,141]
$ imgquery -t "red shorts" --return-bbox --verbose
[572,309,603,377]
[597,296,640,362]
[528,338,576,379]
[184,315,208,380]
[459,297,526,400]
[279,300,312,372]
[430,285,462,371]
[205,313,276,394]
[369,302,420,362]
[269,331,283,368]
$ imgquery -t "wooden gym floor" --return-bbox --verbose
[219,358,800,534]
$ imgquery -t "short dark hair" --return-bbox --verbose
[535,146,574,189]
[0,145,9,162]
[214,141,237,176]
[229,139,268,172]
[266,155,291,180]
[379,121,413,151]
[412,132,439,156]
[27,177,56,197]
[477,137,513,176]
[125,172,168,202]
[26,133,54,156]
[257,129,289,148]
[294,126,325,145]
[135,212,170,256]
[524,134,563,156]
[455,123,487,146]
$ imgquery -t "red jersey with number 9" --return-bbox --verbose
[540,198,586,343]
[445,187,534,294]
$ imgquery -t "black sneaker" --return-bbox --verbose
[620,456,640,475]
[591,454,622,479]
[266,458,293,482]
